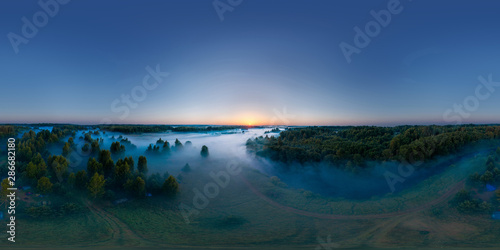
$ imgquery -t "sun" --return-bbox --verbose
[234,112,265,126]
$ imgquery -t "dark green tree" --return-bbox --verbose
[162,175,179,197]
[99,150,114,177]
[37,177,53,194]
[91,140,100,153]
[98,149,112,164]
[163,141,170,153]
[115,159,131,186]
[62,142,71,156]
[47,155,69,182]
[138,156,148,174]
[82,143,90,153]
[110,141,126,153]
[126,176,146,198]
[26,155,47,180]
[124,156,135,172]
[200,145,209,157]
[181,163,191,172]
[147,173,163,194]
[480,170,494,184]
[175,139,183,149]
[88,172,106,198]
[87,157,103,176]
[75,170,88,190]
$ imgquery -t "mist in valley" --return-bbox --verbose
[36,126,499,204]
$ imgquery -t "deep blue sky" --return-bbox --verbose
[1,0,500,125]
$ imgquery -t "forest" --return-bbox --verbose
[98,124,249,133]
[247,125,500,170]
[0,125,181,215]
[0,125,21,138]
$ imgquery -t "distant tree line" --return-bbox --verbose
[98,125,248,133]
[0,125,18,137]
[247,125,500,170]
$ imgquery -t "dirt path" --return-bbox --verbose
[84,201,240,249]
[241,176,466,220]
[85,201,150,247]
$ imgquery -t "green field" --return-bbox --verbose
[3,153,499,249]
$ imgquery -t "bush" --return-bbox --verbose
[61,203,83,214]
[303,190,314,198]
[26,206,53,218]
[452,189,492,214]
[270,176,287,188]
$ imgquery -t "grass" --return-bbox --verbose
[2,212,111,247]
[2,153,500,248]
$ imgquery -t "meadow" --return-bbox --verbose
[1,125,499,249]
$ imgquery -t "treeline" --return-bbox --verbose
[0,125,17,137]
[247,125,500,170]
[455,151,500,214]
[469,153,500,186]
[28,124,89,130]
[74,151,179,199]
[450,189,492,214]
[1,128,180,204]
[16,127,75,163]
[98,125,248,133]
[98,125,172,133]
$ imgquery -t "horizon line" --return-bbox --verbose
[2,122,500,128]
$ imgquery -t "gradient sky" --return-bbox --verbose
[1,0,500,126]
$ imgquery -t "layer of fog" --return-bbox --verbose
[41,127,498,200]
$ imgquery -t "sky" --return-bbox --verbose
[1,0,500,126]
